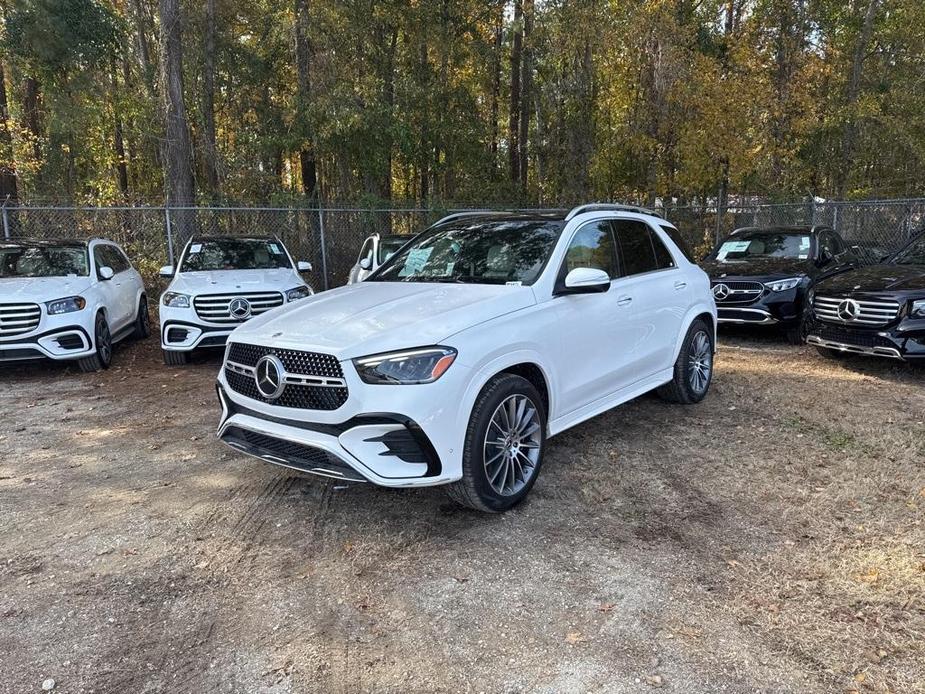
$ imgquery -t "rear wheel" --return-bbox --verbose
[163,349,190,366]
[133,296,151,339]
[657,319,714,404]
[78,313,112,373]
[446,374,546,513]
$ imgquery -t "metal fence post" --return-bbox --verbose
[317,204,329,290]
[164,207,175,265]
[2,201,10,240]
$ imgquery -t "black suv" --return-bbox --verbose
[701,225,857,343]
[807,230,925,362]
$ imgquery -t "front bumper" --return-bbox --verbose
[215,356,469,487]
[160,305,237,351]
[713,286,803,327]
[807,319,925,362]
[0,321,94,362]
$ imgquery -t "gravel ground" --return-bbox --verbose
[1,332,923,693]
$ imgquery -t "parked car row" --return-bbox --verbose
[2,206,922,513]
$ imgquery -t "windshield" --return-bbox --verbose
[378,238,406,265]
[892,234,925,265]
[0,244,89,278]
[714,233,812,261]
[180,239,291,272]
[370,219,564,285]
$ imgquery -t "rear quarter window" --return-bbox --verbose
[659,225,695,264]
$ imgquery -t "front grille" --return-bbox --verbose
[224,342,348,410]
[193,292,284,323]
[813,324,897,350]
[814,296,900,326]
[227,342,343,378]
[0,303,41,337]
[711,281,764,304]
[222,426,366,482]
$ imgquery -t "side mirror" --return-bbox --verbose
[159,265,175,278]
[559,267,611,295]
[359,257,372,271]
[297,261,312,272]
[99,266,115,280]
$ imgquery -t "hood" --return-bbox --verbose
[815,263,925,295]
[0,275,94,303]
[229,281,536,360]
[701,256,814,280]
[167,268,302,296]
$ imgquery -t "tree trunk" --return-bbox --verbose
[158,0,196,208]
[0,62,18,201]
[379,27,398,201]
[517,0,533,192]
[489,10,502,170]
[22,77,43,167]
[294,0,317,200]
[201,0,220,199]
[836,0,880,198]
[508,0,523,186]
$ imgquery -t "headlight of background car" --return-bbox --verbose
[354,347,457,384]
[765,277,802,292]
[911,299,925,318]
[286,285,312,302]
[45,296,86,315]
[162,291,190,308]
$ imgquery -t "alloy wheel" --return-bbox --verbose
[483,394,542,496]
[688,330,712,395]
[97,319,112,365]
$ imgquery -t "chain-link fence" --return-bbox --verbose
[3,199,924,290]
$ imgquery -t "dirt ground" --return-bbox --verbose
[1,331,923,694]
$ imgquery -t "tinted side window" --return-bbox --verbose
[92,247,107,276]
[360,238,374,264]
[659,225,694,263]
[650,229,676,269]
[613,220,658,276]
[109,246,131,273]
[818,232,839,259]
[564,222,617,278]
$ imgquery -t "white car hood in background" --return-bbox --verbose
[167,268,303,296]
[230,281,536,359]
[0,276,94,303]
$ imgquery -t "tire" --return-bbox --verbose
[78,312,112,373]
[133,296,151,339]
[446,374,547,513]
[784,319,808,346]
[657,318,714,404]
[163,349,190,366]
[815,345,847,360]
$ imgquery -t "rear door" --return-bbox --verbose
[611,219,688,378]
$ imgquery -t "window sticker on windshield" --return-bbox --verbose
[445,261,456,274]
[269,243,281,254]
[189,243,203,254]
[506,281,523,287]
[399,248,433,277]
[717,240,749,259]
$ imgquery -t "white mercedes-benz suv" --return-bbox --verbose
[159,235,314,365]
[216,205,716,512]
[0,238,149,371]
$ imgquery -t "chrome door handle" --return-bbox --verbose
[617,296,633,306]
[674,281,687,290]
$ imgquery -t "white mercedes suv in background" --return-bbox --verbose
[0,238,149,372]
[159,235,314,365]
[216,205,716,512]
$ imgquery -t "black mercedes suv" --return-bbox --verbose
[701,225,857,343]
[807,230,925,362]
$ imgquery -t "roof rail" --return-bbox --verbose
[565,203,661,221]
[430,210,504,227]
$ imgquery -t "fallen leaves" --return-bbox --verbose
[565,631,586,645]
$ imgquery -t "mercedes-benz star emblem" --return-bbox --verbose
[229,297,251,320]
[254,355,286,400]
[836,298,861,322]
[712,283,730,301]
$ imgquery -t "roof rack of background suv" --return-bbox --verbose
[565,203,661,221]
[430,210,506,227]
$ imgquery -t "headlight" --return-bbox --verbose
[911,299,925,318]
[354,346,457,384]
[765,277,802,292]
[45,296,86,315]
[286,285,312,302]
[162,291,190,308]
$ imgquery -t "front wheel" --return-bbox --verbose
[78,313,112,373]
[446,374,546,513]
[133,296,151,339]
[657,319,714,404]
